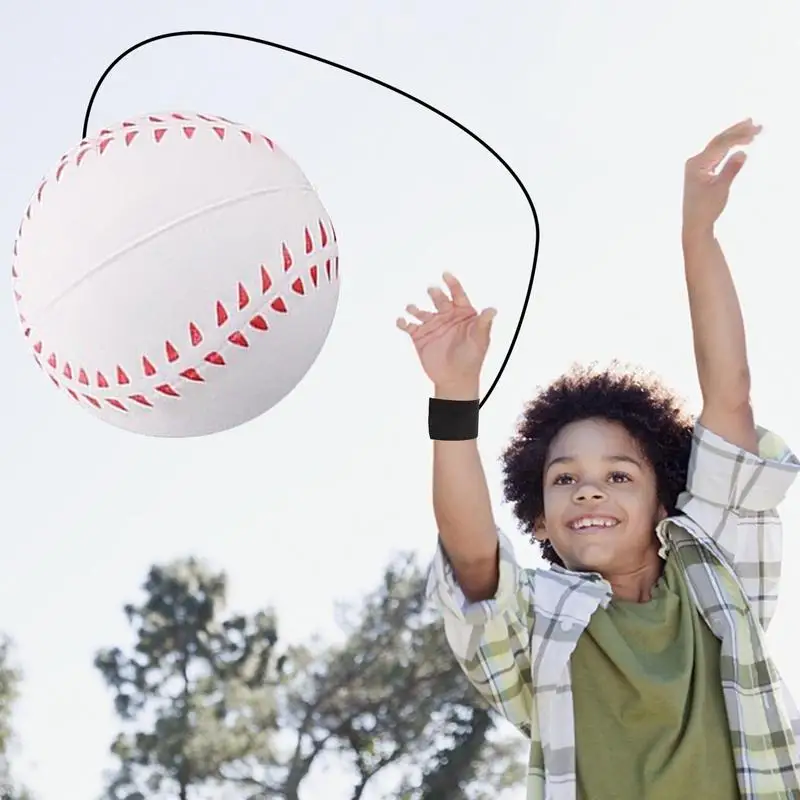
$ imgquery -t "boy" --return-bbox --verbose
[397,120,800,799]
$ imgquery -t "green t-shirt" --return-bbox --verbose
[570,549,740,799]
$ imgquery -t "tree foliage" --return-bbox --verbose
[97,554,525,799]
[0,637,35,800]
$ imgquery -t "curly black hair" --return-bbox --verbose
[500,362,694,566]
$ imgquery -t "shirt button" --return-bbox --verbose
[560,620,573,632]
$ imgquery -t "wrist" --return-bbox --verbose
[682,223,716,248]
[434,381,480,401]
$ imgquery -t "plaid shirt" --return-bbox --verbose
[427,423,800,799]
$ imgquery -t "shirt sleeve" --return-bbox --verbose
[676,422,800,629]
[426,528,535,738]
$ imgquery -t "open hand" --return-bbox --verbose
[683,118,762,237]
[397,273,496,396]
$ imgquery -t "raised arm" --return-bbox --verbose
[679,121,800,628]
[397,275,536,738]
[682,119,761,453]
[397,272,499,601]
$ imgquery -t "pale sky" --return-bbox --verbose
[3,2,800,799]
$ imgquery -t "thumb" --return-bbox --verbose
[718,151,747,186]
[476,307,497,336]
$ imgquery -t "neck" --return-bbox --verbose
[606,550,663,602]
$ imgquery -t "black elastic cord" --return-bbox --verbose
[81,30,540,409]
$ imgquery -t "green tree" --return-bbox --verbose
[98,555,525,799]
[95,559,285,800]
[295,553,524,799]
[0,636,35,800]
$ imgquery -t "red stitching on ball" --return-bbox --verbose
[237,283,250,310]
[261,266,272,293]
[180,368,203,382]
[13,113,339,414]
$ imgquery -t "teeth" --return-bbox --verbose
[571,517,618,530]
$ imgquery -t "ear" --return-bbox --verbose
[533,517,548,542]
[656,504,668,523]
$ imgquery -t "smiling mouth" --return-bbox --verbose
[568,516,620,532]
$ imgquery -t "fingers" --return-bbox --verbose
[404,303,434,323]
[442,272,472,308]
[710,118,762,146]
[479,307,497,327]
[716,150,748,185]
[396,317,420,335]
[427,285,452,313]
[473,307,498,336]
[690,118,762,172]
[396,273,475,336]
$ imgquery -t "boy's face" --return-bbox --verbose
[535,417,666,574]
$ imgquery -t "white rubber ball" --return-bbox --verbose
[11,111,340,437]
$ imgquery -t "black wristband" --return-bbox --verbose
[428,397,479,441]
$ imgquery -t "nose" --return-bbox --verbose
[573,482,607,502]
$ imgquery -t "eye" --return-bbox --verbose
[553,474,575,485]
[609,471,631,483]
